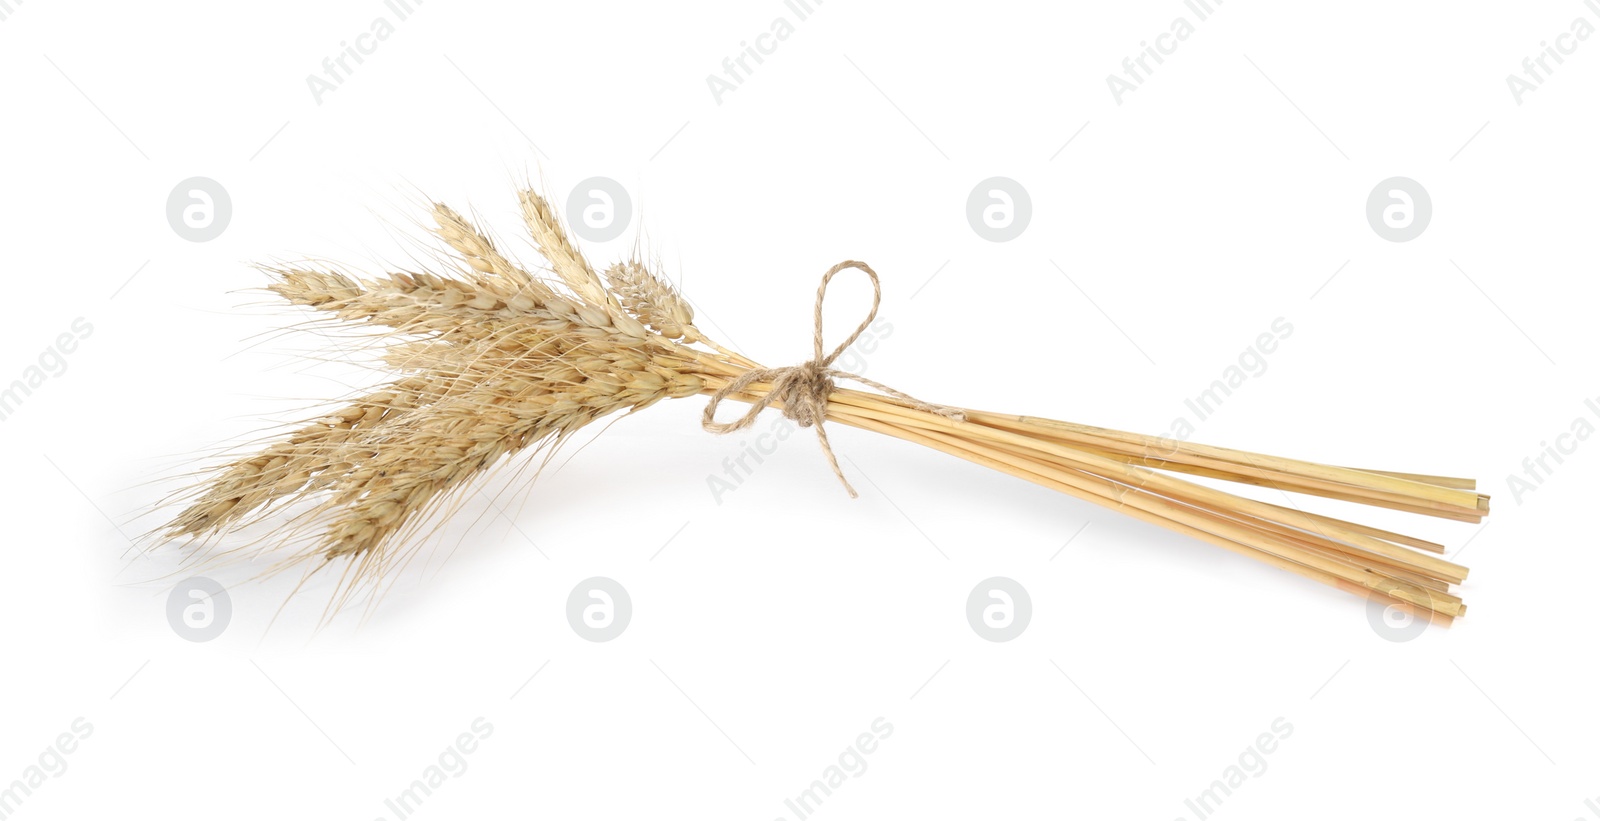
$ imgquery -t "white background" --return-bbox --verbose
[2,0,1597,818]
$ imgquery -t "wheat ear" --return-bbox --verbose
[517,188,614,308]
[604,259,697,340]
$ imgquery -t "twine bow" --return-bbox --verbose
[702,260,965,497]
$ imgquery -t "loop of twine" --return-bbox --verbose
[701,260,965,497]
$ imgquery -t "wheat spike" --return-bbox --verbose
[604,259,696,340]
[517,188,613,307]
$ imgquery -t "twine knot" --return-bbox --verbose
[701,260,964,497]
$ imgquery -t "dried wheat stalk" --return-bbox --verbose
[159,187,1485,623]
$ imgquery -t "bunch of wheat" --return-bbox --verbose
[162,187,1484,623]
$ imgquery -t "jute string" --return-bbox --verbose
[701,260,966,497]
